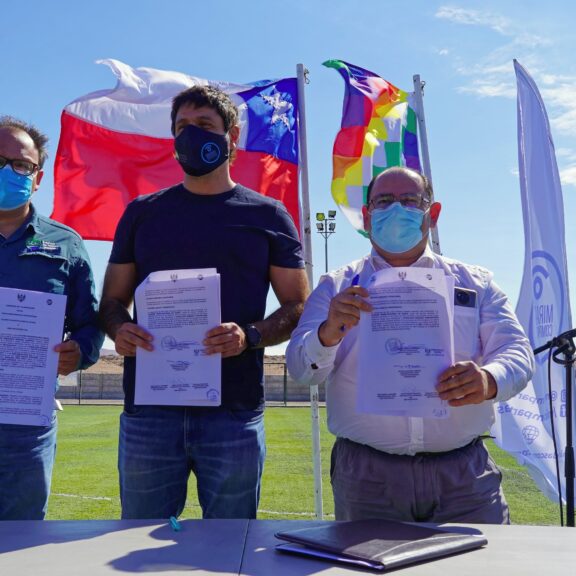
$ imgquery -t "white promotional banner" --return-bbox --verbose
[492,60,573,503]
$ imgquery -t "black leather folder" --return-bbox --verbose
[275,519,487,571]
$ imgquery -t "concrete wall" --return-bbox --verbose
[264,375,326,402]
[56,368,326,403]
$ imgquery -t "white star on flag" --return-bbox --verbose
[261,92,293,128]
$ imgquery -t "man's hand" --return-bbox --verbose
[54,339,82,376]
[204,323,247,358]
[318,286,372,347]
[437,361,497,406]
[114,323,154,356]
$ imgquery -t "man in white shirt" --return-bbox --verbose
[286,166,534,524]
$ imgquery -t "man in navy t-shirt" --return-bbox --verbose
[99,85,309,519]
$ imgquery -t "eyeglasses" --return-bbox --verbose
[0,155,39,177]
[368,194,430,212]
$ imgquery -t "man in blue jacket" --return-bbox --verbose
[0,116,103,519]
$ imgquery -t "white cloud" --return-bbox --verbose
[512,159,576,188]
[542,84,576,106]
[435,6,509,34]
[539,73,576,85]
[556,148,576,160]
[540,84,576,136]
[437,48,450,56]
[436,5,550,52]
[512,33,551,49]
[455,62,512,77]
[435,5,576,137]
[560,166,576,187]
[550,109,576,136]
[458,81,515,99]
[453,59,516,99]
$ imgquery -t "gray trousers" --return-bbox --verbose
[331,437,509,524]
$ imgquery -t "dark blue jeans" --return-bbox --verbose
[0,416,57,520]
[119,406,265,519]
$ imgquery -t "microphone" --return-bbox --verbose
[534,328,576,355]
[558,328,576,340]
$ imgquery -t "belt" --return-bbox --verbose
[339,435,488,459]
[414,436,483,458]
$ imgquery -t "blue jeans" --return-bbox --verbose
[119,406,266,519]
[0,416,57,520]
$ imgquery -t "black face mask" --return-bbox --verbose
[174,124,229,177]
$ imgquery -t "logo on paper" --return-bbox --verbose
[385,338,403,354]
[17,293,26,302]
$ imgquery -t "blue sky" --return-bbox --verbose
[3,1,575,352]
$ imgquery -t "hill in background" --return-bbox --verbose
[87,352,286,375]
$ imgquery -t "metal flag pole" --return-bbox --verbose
[412,74,441,255]
[297,63,323,519]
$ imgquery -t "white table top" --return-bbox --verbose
[0,519,573,575]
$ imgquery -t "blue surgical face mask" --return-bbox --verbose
[174,124,229,177]
[0,167,34,211]
[370,202,427,254]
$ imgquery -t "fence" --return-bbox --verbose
[56,361,326,405]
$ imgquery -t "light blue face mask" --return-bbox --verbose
[0,167,33,211]
[370,202,426,254]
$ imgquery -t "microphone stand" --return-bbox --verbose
[534,332,575,527]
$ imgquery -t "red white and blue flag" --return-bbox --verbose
[52,59,299,240]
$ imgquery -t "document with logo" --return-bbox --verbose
[357,268,454,418]
[134,269,221,406]
[0,287,66,426]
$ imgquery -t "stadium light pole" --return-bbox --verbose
[315,210,337,273]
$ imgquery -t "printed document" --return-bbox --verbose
[358,268,454,418]
[0,287,66,426]
[134,269,221,406]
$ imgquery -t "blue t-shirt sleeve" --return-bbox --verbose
[269,203,305,269]
[109,203,136,264]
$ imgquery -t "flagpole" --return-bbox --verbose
[412,74,441,255]
[297,63,323,520]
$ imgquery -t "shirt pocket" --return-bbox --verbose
[453,305,480,361]
[18,252,69,294]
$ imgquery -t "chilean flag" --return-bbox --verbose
[52,59,299,241]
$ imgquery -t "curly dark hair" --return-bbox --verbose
[170,85,238,136]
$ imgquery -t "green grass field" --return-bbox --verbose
[47,405,561,525]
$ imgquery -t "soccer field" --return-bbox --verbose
[48,406,560,525]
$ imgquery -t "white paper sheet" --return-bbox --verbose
[357,268,454,419]
[134,269,222,406]
[0,287,66,426]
